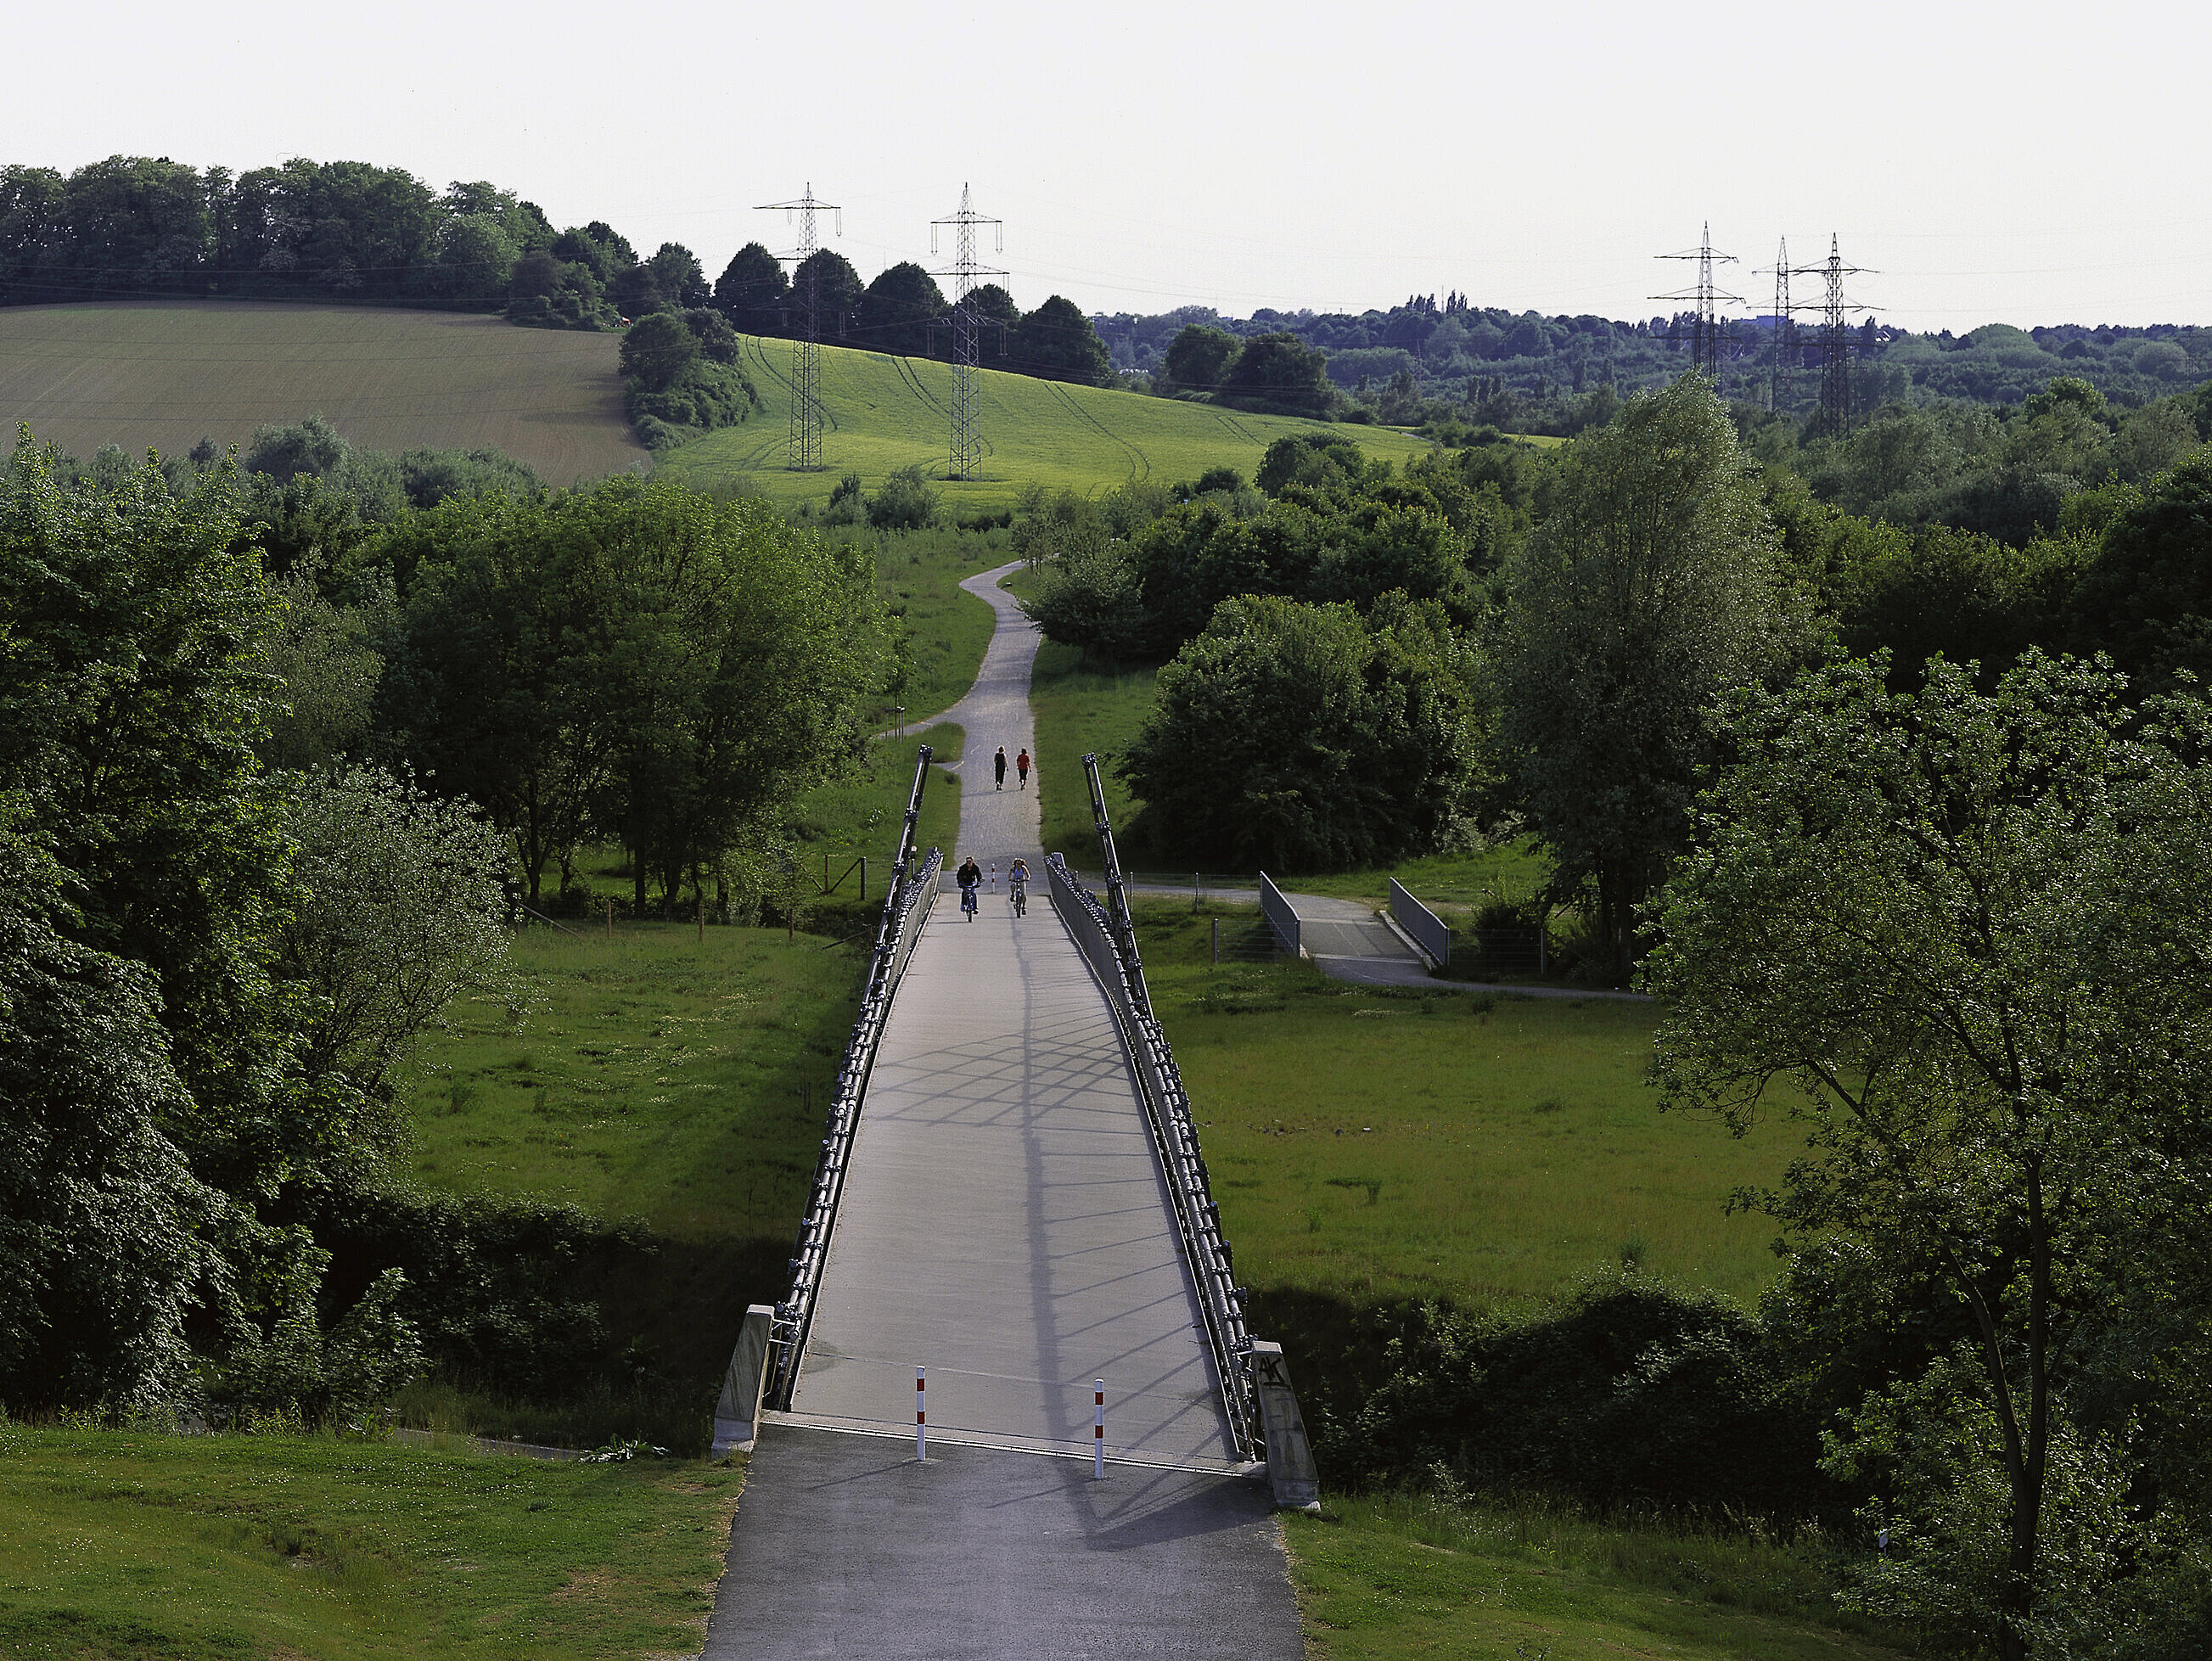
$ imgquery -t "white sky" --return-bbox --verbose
[8,0,2206,332]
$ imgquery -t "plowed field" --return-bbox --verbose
[0,300,647,482]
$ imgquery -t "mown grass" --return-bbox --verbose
[401,923,862,1249]
[0,300,647,484]
[1025,640,1160,862]
[1287,1491,1904,1661]
[655,334,1435,514]
[1131,901,1785,1312]
[394,919,867,1428]
[0,1423,740,1661]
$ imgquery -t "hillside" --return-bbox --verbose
[655,334,1435,511]
[0,300,648,482]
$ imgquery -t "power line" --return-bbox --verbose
[1653,222,1743,385]
[756,183,842,471]
[929,184,1004,483]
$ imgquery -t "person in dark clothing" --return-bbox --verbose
[957,855,982,919]
[993,746,1008,789]
[1015,748,1030,789]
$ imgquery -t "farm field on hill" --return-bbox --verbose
[0,300,648,481]
[655,333,1435,511]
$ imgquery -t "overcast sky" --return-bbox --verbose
[8,0,2205,331]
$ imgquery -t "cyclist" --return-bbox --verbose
[1008,856,1030,917]
[956,854,982,921]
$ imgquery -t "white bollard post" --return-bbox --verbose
[917,1366,926,1461]
[1093,1379,1105,1479]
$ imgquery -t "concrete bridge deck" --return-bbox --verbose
[706,563,1299,1658]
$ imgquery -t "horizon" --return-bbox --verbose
[8,0,2204,334]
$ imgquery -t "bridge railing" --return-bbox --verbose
[763,749,941,1410]
[1258,871,1300,957]
[1047,851,1258,1460]
[1389,878,1451,967]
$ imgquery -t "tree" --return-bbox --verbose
[0,824,222,1412]
[258,570,384,769]
[1019,535,1143,666]
[0,434,299,1191]
[965,283,1019,360]
[713,242,787,334]
[1120,593,1485,870]
[789,250,863,337]
[644,241,709,309]
[1495,375,1803,981]
[619,311,698,391]
[272,765,512,1102]
[1221,332,1332,415]
[2068,449,2212,692]
[1645,652,2212,1659]
[1013,295,1112,385]
[858,261,946,357]
[1159,323,1237,394]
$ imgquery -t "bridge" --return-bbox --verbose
[702,565,1312,1659]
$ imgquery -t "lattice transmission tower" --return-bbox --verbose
[756,184,842,470]
[1755,238,1795,413]
[1788,234,1875,438]
[930,184,1005,482]
[1653,222,1743,386]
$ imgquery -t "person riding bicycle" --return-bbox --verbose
[1008,856,1030,917]
[956,855,982,920]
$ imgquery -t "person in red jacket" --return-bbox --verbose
[1015,748,1030,789]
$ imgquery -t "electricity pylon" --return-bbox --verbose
[1755,238,1794,412]
[756,184,842,470]
[930,185,1005,482]
[1789,234,1876,437]
[1653,222,1743,386]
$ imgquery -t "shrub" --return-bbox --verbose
[867,465,940,530]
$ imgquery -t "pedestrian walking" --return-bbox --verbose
[994,746,1008,790]
[956,854,982,921]
[1015,748,1030,789]
[1008,856,1030,918]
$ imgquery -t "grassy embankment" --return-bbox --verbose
[655,333,1436,516]
[0,1423,739,1661]
[0,300,648,482]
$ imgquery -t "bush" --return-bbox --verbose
[1344,1277,1834,1520]
[1120,593,1486,871]
[867,465,940,530]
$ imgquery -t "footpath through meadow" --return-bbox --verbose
[705,562,1301,1660]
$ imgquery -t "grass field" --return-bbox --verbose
[655,334,1437,513]
[1025,640,1160,862]
[0,1423,738,1661]
[1287,1493,1902,1661]
[846,526,1005,725]
[0,300,648,483]
[1131,901,1784,1313]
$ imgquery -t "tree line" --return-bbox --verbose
[0,155,1121,390]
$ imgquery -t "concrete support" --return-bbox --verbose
[712,1305,776,1454]
[1249,1342,1321,1512]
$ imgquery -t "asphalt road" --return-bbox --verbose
[707,1428,1300,1660]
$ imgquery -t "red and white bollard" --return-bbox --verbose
[1093,1379,1105,1479]
[916,1366,926,1461]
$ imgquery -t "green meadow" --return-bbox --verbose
[1285,1493,1904,1661]
[1131,902,1783,1313]
[0,1424,740,1661]
[654,334,1435,513]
